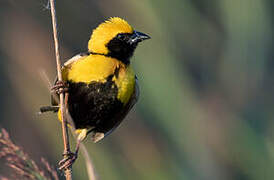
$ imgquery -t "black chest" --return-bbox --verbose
[67,78,123,131]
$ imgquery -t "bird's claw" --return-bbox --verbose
[51,80,69,95]
[58,151,77,170]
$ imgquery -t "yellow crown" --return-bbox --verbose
[88,17,134,54]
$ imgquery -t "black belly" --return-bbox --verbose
[67,76,124,133]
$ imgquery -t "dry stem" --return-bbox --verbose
[49,0,72,179]
[65,111,97,180]
[47,1,97,179]
[0,128,59,180]
[39,71,97,180]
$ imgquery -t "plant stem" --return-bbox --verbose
[49,0,72,179]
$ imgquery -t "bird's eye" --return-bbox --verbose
[117,34,124,40]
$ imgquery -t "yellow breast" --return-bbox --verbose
[63,55,119,83]
[62,54,135,104]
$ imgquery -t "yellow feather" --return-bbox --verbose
[114,66,135,104]
[88,17,134,54]
[61,54,135,104]
[65,55,120,83]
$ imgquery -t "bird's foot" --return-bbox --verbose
[58,141,80,170]
[58,151,78,171]
[51,80,69,95]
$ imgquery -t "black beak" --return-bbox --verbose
[128,31,151,45]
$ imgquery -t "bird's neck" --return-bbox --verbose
[89,51,132,66]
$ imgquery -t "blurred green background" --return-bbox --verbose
[1,0,274,179]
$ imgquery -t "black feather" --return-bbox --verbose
[67,75,124,133]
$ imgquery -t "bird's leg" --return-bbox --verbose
[51,80,69,95]
[58,129,88,170]
[58,140,80,170]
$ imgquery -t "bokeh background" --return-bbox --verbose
[1,0,274,179]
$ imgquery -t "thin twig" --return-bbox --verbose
[48,0,72,179]
[39,71,97,180]
[79,143,97,180]
[65,108,97,180]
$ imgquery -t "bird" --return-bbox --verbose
[40,17,150,168]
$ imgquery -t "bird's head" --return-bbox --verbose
[88,17,150,65]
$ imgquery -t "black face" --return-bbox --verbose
[106,31,150,65]
[106,33,136,65]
